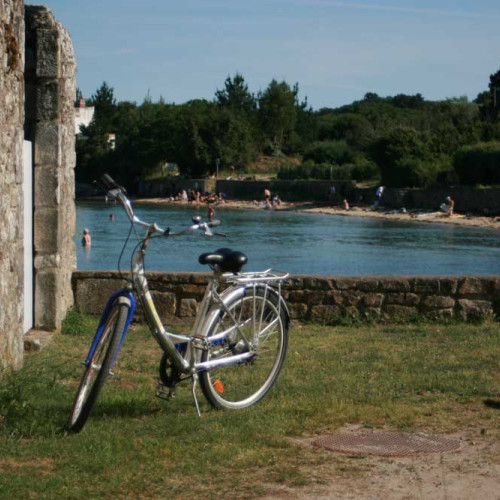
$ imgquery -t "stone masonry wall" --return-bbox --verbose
[72,272,500,324]
[0,0,25,369]
[25,5,76,330]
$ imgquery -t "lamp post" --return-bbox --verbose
[216,158,220,179]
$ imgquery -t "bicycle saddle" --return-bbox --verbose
[198,248,248,273]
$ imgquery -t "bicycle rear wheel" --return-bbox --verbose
[67,298,130,432]
[199,286,289,410]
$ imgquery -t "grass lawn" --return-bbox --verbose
[1,315,500,499]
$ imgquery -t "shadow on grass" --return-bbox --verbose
[483,398,500,409]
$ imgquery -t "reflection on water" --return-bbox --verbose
[75,201,500,275]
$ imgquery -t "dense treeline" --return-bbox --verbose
[76,69,500,190]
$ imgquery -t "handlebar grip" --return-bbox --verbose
[207,219,221,228]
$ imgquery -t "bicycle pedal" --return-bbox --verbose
[155,383,175,400]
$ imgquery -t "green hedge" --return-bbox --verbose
[277,159,379,181]
[453,141,500,185]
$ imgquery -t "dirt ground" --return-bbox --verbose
[261,424,500,500]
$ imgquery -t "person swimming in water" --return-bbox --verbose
[82,228,91,247]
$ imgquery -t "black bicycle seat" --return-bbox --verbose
[198,248,248,273]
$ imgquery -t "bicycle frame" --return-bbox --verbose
[130,241,263,374]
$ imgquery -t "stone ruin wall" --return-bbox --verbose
[0,0,25,369]
[25,5,76,331]
[0,2,76,370]
[72,272,500,324]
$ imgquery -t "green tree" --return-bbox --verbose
[215,73,256,116]
[89,81,116,131]
[258,80,298,154]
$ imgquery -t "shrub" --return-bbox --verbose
[303,140,356,165]
[453,141,500,185]
[277,158,378,181]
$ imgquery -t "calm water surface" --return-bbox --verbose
[76,201,500,275]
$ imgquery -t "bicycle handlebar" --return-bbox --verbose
[95,174,224,238]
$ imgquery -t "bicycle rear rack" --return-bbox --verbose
[221,269,289,286]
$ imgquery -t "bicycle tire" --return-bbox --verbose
[67,299,130,432]
[199,286,289,410]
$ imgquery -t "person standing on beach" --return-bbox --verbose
[375,185,384,207]
[441,196,455,216]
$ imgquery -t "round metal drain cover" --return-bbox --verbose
[312,431,461,457]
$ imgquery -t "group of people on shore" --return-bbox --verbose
[330,183,457,217]
[172,188,227,206]
[253,187,282,209]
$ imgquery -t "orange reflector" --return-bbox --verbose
[213,379,224,394]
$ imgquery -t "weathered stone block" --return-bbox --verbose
[458,278,494,296]
[341,291,363,306]
[179,298,198,317]
[34,123,61,166]
[36,29,59,78]
[439,278,458,295]
[379,279,411,292]
[355,278,380,292]
[34,270,57,329]
[36,81,59,121]
[386,293,420,306]
[286,276,304,288]
[334,277,358,290]
[151,291,176,320]
[413,278,439,293]
[34,165,59,206]
[309,304,342,323]
[425,308,455,320]
[302,290,326,304]
[384,305,418,317]
[303,277,333,290]
[74,278,126,315]
[457,299,494,321]
[188,273,210,285]
[178,284,205,298]
[34,208,59,253]
[421,295,455,310]
[289,302,308,320]
[288,290,307,303]
[34,252,61,269]
[362,293,384,308]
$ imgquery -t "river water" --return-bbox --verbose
[76,201,500,275]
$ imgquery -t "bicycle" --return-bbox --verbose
[67,174,290,432]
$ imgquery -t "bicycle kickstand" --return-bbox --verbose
[191,374,202,418]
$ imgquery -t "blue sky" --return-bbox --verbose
[42,0,500,109]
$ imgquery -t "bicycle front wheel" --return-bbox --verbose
[67,298,130,432]
[199,286,289,410]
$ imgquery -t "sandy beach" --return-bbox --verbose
[136,198,500,230]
